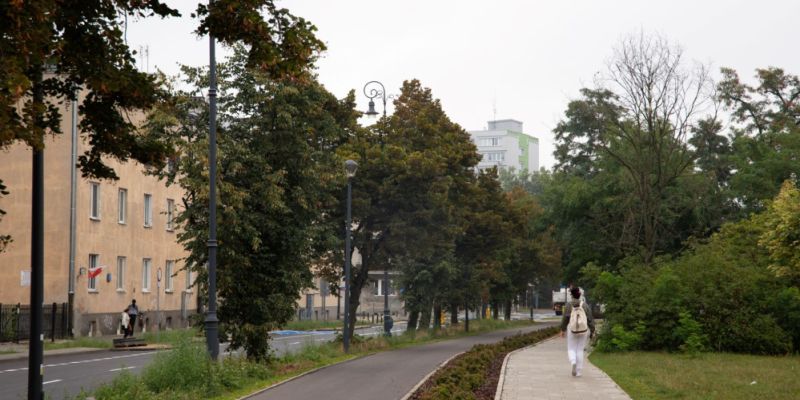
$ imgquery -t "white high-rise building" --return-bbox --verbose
[469,119,539,172]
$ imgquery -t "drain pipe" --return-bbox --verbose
[67,90,78,337]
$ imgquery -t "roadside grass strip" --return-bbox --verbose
[590,351,800,400]
[407,326,559,400]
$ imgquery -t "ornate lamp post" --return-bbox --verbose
[362,80,392,337]
[343,160,358,353]
[205,0,220,360]
[364,80,387,119]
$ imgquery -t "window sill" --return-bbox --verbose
[88,289,99,294]
[89,217,101,222]
[165,289,174,294]
[118,221,126,226]
[183,290,193,294]
[141,289,151,293]
[143,224,152,229]
[116,289,126,293]
[166,228,174,233]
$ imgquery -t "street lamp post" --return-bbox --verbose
[362,80,392,337]
[205,0,220,360]
[343,160,358,353]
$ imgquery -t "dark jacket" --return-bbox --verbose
[560,301,595,334]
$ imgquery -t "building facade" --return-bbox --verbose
[295,249,405,322]
[0,97,196,337]
[469,119,539,172]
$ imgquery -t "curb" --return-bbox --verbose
[494,335,560,400]
[110,344,171,352]
[399,351,465,400]
[0,347,108,361]
[237,354,369,400]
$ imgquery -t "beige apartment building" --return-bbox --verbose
[0,96,196,337]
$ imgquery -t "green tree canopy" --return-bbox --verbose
[148,46,357,361]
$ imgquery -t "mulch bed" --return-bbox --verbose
[408,326,559,400]
[473,351,506,400]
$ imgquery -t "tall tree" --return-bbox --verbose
[0,0,325,246]
[718,67,800,213]
[759,180,800,285]
[549,33,717,268]
[148,47,356,361]
[337,79,480,337]
[599,33,713,262]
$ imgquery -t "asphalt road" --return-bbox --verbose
[249,322,558,400]
[0,323,406,400]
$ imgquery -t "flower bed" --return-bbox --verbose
[409,326,559,400]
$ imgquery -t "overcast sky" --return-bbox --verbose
[127,0,799,169]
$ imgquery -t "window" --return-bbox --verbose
[118,189,127,224]
[142,258,151,292]
[116,256,126,291]
[185,267,193,292]
[165,260,174,292]
[166,199,175,231]
[90,183,100,220]
[478,137,500,147]
[88,254,99,290]
[484,152,505,162]
[144,194,152,227]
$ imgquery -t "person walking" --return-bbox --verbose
[121,309,131,338]
[125,299,139,337]
[560,286,595,377]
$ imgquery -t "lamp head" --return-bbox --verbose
[365,100,378,118]
[345,160,358,178]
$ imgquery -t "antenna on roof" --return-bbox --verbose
[138,45,150,73]
[492,96,497,122]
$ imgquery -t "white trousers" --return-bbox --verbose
[567,330,589,374]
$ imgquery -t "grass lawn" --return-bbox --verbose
[279,319,376,331]
[44,336,112,351]
[280,319,344,331]
[590,351,800,400]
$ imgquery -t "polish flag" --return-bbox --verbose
[88,265,104,279]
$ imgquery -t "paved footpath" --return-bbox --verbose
[249,323,557,400]
[499,336,631,400]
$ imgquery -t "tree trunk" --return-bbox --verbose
[492,302,499,319]
[464,302,470,332]
[433,303,442,330]
[346,265,369,342]
[504,299,512,320]
[450,303,459,324]
[407,310,419,333]
[419,306,432,331]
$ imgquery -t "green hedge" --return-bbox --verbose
[413,326,559,400]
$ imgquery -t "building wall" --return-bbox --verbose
[0,97,196,336]
[469,119,539,172]
[0,109,73,305]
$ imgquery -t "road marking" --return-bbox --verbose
[109,366,136,372]
[43,379,62,385]
[289,342,301,345]
[0,351,158,374]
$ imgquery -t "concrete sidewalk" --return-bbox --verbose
[498,336,631,400]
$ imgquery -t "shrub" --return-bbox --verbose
[597,322,645,352]
[594,212,797,354]
[675,311,708,354]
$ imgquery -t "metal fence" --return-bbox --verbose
[0,303,69,343]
